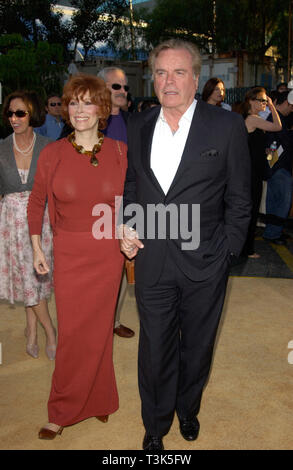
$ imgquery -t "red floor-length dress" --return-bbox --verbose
[29,137,127,426]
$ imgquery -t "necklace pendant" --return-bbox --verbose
[68,130,103,168]
[91,157,99,167]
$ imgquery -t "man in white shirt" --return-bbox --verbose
[120,39,251,450]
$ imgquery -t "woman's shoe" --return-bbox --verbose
[39,425,64,440]
[24,327,39,358]
[96,415,109,423]
[45,343,56,361]
[26,343,39,359]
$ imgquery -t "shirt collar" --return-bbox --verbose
[159,99,197,125]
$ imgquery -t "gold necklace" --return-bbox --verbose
[67,130,104,167]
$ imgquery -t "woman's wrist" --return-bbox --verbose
[31,235,42,253]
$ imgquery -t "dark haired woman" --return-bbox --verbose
[27,74,127,438]
[0,91,56,359]
[241,87,281,258]
[201,77,231,110]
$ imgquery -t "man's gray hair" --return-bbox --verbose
[97,67,128,83]
[148,39,201,77]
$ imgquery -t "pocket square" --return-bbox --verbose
[200,149,219,158]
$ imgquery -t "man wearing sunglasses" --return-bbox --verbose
[98,67,129,145]
[97,66,135,339]
[35,94,64,140]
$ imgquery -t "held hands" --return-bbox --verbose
[33,248,50,275]
[118,224,144,259]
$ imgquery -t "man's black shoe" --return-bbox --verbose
[263,237,287,246]
[179,417,200,441]
[143,434,164,450]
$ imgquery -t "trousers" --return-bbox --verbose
[135,249,230,437]
[263,168,293,240]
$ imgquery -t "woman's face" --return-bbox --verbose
[68,90,100,133]
[249,91,267,114]
[208,82,225,105]
[8,98,30,135]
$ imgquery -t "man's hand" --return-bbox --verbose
[118,225,144,259]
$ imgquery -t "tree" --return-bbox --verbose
[144,0,290,65]
[144,0,214,52]
[214,0,289,56]
[214,0,290,82]
[0,34,65,98]
[70,0,128,60]
[0,0,71,58]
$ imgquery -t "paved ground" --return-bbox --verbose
[230,217,293,279]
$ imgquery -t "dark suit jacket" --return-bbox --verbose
[123,100,252,286]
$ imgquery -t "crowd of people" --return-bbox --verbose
[0,38,292,450]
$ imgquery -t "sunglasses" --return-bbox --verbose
[255,98,268,104]
[111,84,129,92]
[6,110,29,118]
[49,102,62,107]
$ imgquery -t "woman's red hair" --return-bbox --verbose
[61,73,112,130]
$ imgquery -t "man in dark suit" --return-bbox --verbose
[119,39,251,450]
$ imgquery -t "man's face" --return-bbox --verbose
[278,85,288,92]
[105,70,128,111]
[47,96,62,117]
[153,48,199,115]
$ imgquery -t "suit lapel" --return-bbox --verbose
[141,106,165,196]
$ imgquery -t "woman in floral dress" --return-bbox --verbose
[0,91,56,359]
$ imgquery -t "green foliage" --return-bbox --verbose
[1,0,290,74]
[0,35,65,99]
[144,0,291,63]
[215,0,289,57]
[144,0,214,51]
[0,0,71,57]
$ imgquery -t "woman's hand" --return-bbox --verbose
[31,234,50,274]
[33,250,49,275]
[33,248,50,275]
[266,96,274,110]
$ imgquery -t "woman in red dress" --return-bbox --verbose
[27,74,127,439]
